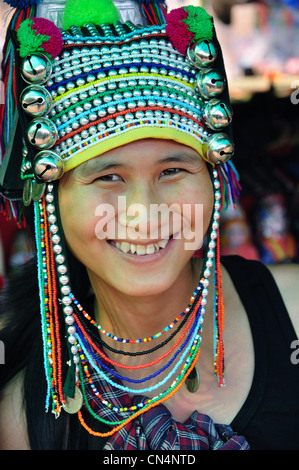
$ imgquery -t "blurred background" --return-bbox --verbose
[0,0,299,287]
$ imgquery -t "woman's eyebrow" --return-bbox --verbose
[78,159,131,176]
[156,153,201,166]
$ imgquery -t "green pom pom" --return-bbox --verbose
[183,6,214,42]
[63,0,121,30]
[17,19,50,58]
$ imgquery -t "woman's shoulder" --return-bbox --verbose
[0,370,30,450]
[267,262,299,339]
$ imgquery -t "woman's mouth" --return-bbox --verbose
[108,236,172,256]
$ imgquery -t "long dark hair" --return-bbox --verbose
[0,206,92,449]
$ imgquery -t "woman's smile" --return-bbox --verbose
[107,235,174,262]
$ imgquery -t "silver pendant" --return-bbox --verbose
[63,386,83,414]
[31,181,46,202]
[185,366,200,393]
[22,179,33,207]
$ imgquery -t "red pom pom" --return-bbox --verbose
[165,8,193,55]
[31,17,63,59]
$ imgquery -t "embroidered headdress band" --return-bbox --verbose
[0,0,238,225]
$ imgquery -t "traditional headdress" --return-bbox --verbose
[0,0,241,441]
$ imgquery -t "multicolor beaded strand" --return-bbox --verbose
[36,167,225,434]
[34,194,65,416]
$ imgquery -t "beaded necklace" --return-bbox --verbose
[33,166,225,435]
[70,279,202,344]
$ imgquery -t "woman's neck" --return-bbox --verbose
[88,259,203,340]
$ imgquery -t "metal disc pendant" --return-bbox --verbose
[23,179,33,207]
[64,386,83,414]
[31,180,46,201]
[185,366,200,393]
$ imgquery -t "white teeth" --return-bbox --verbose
[157,239,169,249]
[136,245,146,255]
[111,238,170,255]
[120,242,130,253]
[146,244,155,255]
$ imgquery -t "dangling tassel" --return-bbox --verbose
[0,1,41,160]
[213,227,225,387]
[138,0,167,25]
[216,162,242,212]
[0,2,42,225]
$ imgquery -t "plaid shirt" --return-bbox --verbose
[83,366,250,450]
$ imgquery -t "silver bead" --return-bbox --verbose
[46,203,55,213]
[206,133,235,164]
[56,254,65,264]
[65,315,75,325]
[63,305,73,316]
[58,265,68,275]
[34,151,65,182]
[215,190,222,201]
[68,335,76,344]
[27,117,58,149]
[46,193,54,203]
[81,130,89,139]
[125,113,134,121]
[49,224,58,234]
[68,326,76,335]
[21,53,53,84]
[59,275,70,285]
[62,295,72,305]
[209,240,216,249]
[61,285,71,296]
[53,244,62,254]
[204,268,211,278]
[73,355,79,364]
[202,288,209,297]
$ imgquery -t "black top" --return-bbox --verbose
[222,255,299,450]
[80,256,299,450]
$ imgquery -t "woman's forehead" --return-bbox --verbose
[76,139,203,172]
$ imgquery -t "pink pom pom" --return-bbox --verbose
[30,17,63,59]
[166,8,194,55]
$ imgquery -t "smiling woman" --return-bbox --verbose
[0,0,299,452]
[58,139,213,299]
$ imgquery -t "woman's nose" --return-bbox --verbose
[117,186,161,239]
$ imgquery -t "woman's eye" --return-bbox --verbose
[160,168,184,177]
[96,174,123,182]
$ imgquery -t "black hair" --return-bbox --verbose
[0,216,92,449]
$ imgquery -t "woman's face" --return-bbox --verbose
[58,139,214,297]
